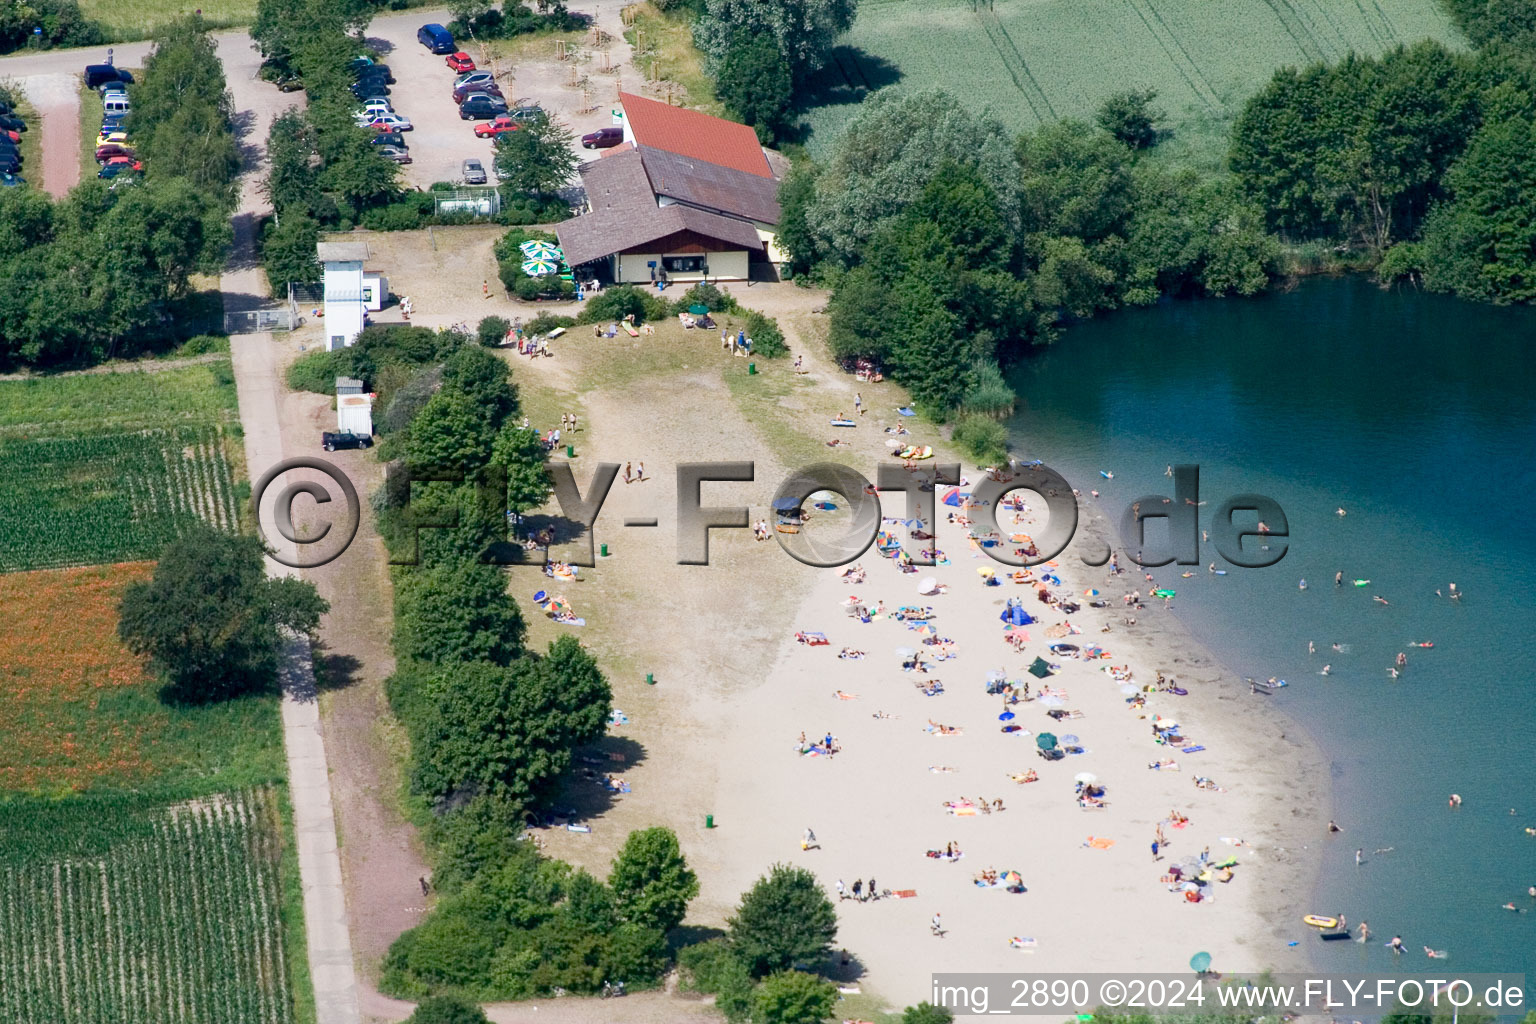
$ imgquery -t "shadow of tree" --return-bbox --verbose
[548,734,649,822]
[788,46,903,140]
[312,642,364,693]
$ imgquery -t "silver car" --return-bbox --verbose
[462,158,488,184]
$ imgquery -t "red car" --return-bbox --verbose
[2,130,18,144]
[95,142,137,163]
[472,115,521,139]
[445,51,475,73]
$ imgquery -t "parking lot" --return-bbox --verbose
[361,17,633,191]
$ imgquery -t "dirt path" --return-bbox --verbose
[23,73,81,198]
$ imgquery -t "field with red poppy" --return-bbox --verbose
[0,562,284,796]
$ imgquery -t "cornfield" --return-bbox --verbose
[0,788,292,1024]
[0,425,240,573]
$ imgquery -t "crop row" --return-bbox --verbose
[0,424,239,573]
[0,789,292,1024]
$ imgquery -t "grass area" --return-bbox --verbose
[0,563,287,795]
[796,0,1463,165]
[5,89,42,184]
[0,363,241,571]
[81,0,256,38]
[478,27,589,66]
[0,788,295,1024]
[80,74,103,175]
[621,1,722,115]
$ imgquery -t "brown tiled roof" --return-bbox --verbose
[558,150,764,266]
[638,146,781,225]
[620,91,771,178]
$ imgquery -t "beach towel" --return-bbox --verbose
[621,321,638,336]
[1183,745,1206,753]
[892,889,918,899]
[608,710,629,725]
[566,824,591,833]
[1085,837,1115,849]
[897,407,916,416]
[1009,937,1038,949]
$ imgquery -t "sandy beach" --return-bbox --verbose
[354,243,1333,1015]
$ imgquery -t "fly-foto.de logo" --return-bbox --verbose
[251,460,1287,570]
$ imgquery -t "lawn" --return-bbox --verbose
[80,0,256,37]
[0,788,295,1024]
[622,2,722,115]
[0,363,242,572]
[797,0,1463,167]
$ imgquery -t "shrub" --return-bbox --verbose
[287,348,352,394]
[673,281,734,314]
[524,313,575,335]
[755,970,837,1024]
[960,360,1015,417]
[177,334,229,356]
[406,994,490,1024]
[362,201,427,231]
[477,316,511,348]
[425,794,527,894]
[743,310,787,358]
[952,414,1009,464]
[513,276,545,301]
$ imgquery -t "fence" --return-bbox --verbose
[224,308,298,334]
[433,188,501,219]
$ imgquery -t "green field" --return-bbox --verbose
[79,0,256,37]
[798,0,1464,165]
[0,789,293,1024]
[0,364,242,572]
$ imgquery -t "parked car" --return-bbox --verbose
[322,430,372,451]
[452,81,503,104]
[370,131,405,149]
[0,142,19,163]
[0,101,11,115]
[97,157,142,179]
[100,114,126,131]
[350,83,390,100]
[276,74,304,92]
[505,105,545,123]
[1,129,18,144]
[472,115,520,138]
[0,170,25,188]
[95,142,136,163]
[454,69,496,86]
[103,94,130,116]
[356,112,413,132]
[581,126,624,149]
[462,157,487,184]
[458,93,508,120]
[360,99,394,118]
[349,60,393,82]
[445,51,475,72]
[0,155,20,175]
[98,79,130,96]
[96,130,129,147]
[0,114,26,132]
[83,64,133,88]
[375,144,411,164]
[417,22,455,54]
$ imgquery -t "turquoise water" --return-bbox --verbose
[1005,276,1536,978]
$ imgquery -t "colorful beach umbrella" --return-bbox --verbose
[1190,952,1212,972]
[1073,772,1097,784]
[521,257,560,276]
[519,240,561,259]
[1035,732,1057,750]
[998,711,1015,721]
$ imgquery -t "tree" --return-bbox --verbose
[405,390,501,474]
[1096,88,1162,149]
[394,558,526,666]
[441,345,518,426]
[902,1002,954,1024]
[412,636,611,805]
[426,794,526,894]
[261,213,322,295]
[608,827,699,934]
[694,0,858,84]
[491,425,553,514]
[774,162,820,274]
[803,89,1020,265]
[715,29,794,145]
[405,994,489,1024]
[477,316,511,348]
[494,113,578,197]
[130,15,241,196]
[728,864,837,977]
[118,527,328,702]
[755,970,837,1024]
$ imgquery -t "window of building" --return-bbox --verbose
[662,255,705,274]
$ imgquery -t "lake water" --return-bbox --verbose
[1005,276,1536,979]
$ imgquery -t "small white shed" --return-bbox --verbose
[336,376,374,435]
[318,241,369,350]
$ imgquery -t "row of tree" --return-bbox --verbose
[781,89,1277,432]
[0,17,237,369]
[1230,26,1536,304]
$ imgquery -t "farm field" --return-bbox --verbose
[0,788,293,1024]
[0,363,242,573]
[78,0,256,37]
[797,0,1464,165]
[0,562,285,795]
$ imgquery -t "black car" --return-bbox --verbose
[370,131,405,148]
[0,114,25,132]
[322,431,372,451]
[350,81,390,98]
[352,63,394,84]
[0,101,10,115]
[0,154,21,174]
[101,115,126,132]
[458,93,508,120]
[83,64,133,88]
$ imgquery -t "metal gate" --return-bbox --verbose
[224,308,298,334]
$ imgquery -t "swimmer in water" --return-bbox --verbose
[1208,563,1216,573]
[1332,643,1343,652]
[1504,903,1521,912]
[1299,578,1307,589]
[1321,665,1332,676]
[1388,936,1404,954]
[1424,947,1447,959]
[1389,668,1400,680]
[1449,793,1462,807]
[1336,507,1347,516]
[1309,641,1316,655]
[1374,595,1390,605]
[1357,921,1370,942]
[1335,571,1343,586]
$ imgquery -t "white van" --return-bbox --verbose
[103,94,131,116]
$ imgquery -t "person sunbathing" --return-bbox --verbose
[1010,769,1039,784]
[837,648,866,660]
[1149,759,1178,770]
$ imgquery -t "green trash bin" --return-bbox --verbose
[705,814,715,829]
[748,362,757,375]
[566,444,574,458]
[600,543,609,557]
[645,672,655,685]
